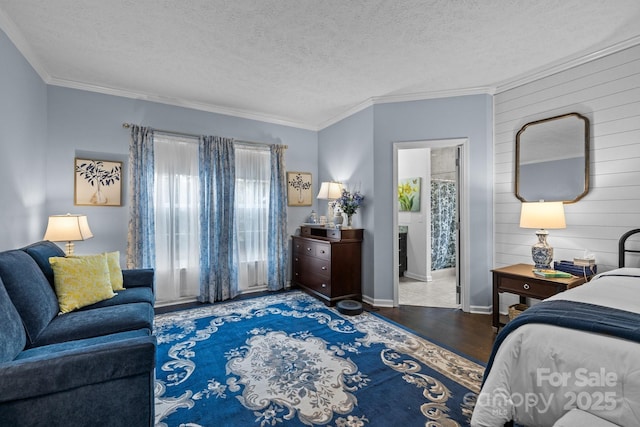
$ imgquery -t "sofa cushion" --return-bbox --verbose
[0,250,59,345]
[22,241,66,287]
[0,277,26,363]
[15,329,149,361]
[30,302,154,347]
[77,286,155,310]
[49,254,116,313]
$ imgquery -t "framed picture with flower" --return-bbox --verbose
[74,158,122,206]
[398,177,421,212]
[287,171,312,206]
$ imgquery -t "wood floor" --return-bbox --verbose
[156,290,497,364]
[369,304,495,363]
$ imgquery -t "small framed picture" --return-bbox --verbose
[287,171,312,206]
[74,158,122,206]
[398,177,421,212]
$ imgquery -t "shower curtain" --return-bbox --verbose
[431,179,457,270]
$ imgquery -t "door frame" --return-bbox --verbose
[392,138,470,312]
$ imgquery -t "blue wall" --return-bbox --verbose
[320,96,494,307]
[0,29,48,248]
[44,88,318,260]
[317,107,375,297]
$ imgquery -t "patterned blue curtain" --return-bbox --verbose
[198,135,237,302]
[127,126,155,269]
[431,180,457,270]
[267,144,288,291]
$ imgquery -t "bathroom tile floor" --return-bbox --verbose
[398,270,458,308]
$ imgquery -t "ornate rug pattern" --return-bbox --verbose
[154,291,484,426]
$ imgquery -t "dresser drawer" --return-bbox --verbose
[294,239,330,259]
[314,243,330,259]
[499,276,559,299]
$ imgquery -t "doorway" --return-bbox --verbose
[393,139,469,311]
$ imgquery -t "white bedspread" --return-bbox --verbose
[471,268,640,427]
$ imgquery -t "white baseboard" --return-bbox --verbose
[469,305,492,314]
[403,271,430,282]
[362,294,394,308]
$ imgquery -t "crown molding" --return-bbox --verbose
[0,8,51,82]
[317,86,496,130]
[46,77,319,131]
[495,35,640,93]
[3,7,639,133]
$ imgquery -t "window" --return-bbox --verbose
[154,134,200,303]
[235,146,270,291]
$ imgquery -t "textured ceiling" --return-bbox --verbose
[1,1,640,129]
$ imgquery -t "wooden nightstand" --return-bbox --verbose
[492,263,589,332]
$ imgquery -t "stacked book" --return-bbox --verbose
[553,260,597,276]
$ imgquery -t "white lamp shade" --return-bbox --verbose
[44,214,94,242]
[317,182,343,200]
[519,202,566,229]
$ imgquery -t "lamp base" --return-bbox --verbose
[65,241,75,256]
[531,229,552,269]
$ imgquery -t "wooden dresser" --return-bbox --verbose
[292,226,363,305]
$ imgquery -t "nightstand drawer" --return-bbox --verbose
[500,276,559,299]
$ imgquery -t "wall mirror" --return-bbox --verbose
[516,112,590,203]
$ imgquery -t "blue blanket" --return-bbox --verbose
[483,299,640,385]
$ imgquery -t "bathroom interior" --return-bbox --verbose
[398,145,459,308]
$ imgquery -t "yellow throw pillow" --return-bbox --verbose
[104,251,125,291]
[49,254,116,313]
[69,251,125,291]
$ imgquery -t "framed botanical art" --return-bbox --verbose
[287,171,312,206]
[398,177,421,212]
[74,158,122,206]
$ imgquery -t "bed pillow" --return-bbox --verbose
[49,254,116,313]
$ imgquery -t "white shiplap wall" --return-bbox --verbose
[494,44,640,284]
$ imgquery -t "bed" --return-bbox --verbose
[471,229,640,427]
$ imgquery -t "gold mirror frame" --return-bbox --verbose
[515,112,590,204]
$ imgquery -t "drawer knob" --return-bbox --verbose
[320,250,326,254]
[523,283,530,290]
[307,247,312,251]
[321,266,327,270]
[321,283,327,288]
[294,257,298,262]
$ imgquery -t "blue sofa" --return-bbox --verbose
[0,241,156,427]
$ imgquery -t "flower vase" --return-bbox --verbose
[346,214,353,228]
[90,184,108,205]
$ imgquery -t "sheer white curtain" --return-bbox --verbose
[154,134,201,303]
[235,146,270,291]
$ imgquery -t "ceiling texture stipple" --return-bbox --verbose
[1,0,639,130]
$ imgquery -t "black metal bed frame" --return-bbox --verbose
[618,228,640,268]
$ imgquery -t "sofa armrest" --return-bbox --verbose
[122,268,155,290]
[0,336,156,402]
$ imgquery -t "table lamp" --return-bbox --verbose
[43,213,93,255]
[317,181,343,225]
[519,201,566,269]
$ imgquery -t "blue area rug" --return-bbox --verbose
[154,291,484,426]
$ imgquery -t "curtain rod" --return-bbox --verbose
[121,123,287,149]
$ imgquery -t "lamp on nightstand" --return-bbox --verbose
[519,201,566,269]
[43,213,93,255]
